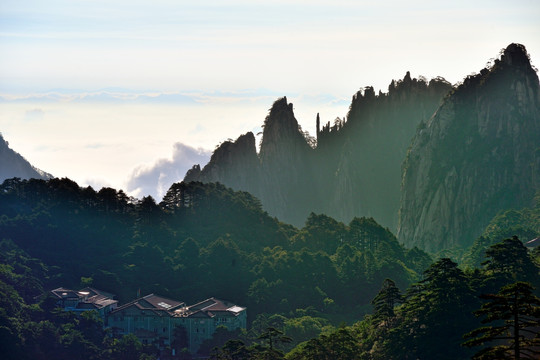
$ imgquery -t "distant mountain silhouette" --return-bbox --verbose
[0,133,53,183]
[186,77,451,228]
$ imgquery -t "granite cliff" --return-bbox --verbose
[398,43,540,252]
[185,77,451,228]
[185,97,319,224]
[184,131,260,196]
[317,74,452,229]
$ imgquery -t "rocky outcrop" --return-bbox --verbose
[186,79,451,228]
[258,97,319,224]
[398,44,540,252]
[319,74,452,229]
[186,97,318,225]
[184,132,260,196]
[0,133,52,183]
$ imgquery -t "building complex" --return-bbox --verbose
[50,287,246,354]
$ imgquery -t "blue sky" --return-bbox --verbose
[1,0,539,198]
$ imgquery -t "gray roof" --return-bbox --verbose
[110,294,245,319]
[110,294,186,316]
[50,286,118,310]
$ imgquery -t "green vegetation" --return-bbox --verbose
[0,177,429,358]
[464,282,540,359]
[285,237,539,360]
[463,198,540,269]
[0,177,538,359]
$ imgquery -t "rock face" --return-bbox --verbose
[258,97,318,223]
[0,133,52,183]
[317,74,452,229]
[398,44,540,252]
[186,77,451,228]
[186,97,319,225]
[184,131,260,196]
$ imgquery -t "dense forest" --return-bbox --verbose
[1,177,539,359]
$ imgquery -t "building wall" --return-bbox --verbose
[108,309,174,345]
[107,309,247,354]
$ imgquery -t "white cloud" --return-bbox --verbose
[126,142,211,200]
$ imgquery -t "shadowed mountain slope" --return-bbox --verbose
[398,43,540,252]
[186,79,451,228]
[0,133,52,183]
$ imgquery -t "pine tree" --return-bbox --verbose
[464,281,540,359]
[394,258,477,359]
[482,236,539,291]
[371,278,402,321]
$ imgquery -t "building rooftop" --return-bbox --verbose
[110,294,246,319]
[187,297,246,318]
[111,294,186,316]
[50,286,118,311]
[51,287,81,300]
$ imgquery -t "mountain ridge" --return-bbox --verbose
[398,43,540,252]
[183,43,539,253]
[0,133,53,183]
[185,75,452,228]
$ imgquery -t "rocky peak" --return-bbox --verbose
[398,43,540,252]
[210,132,257,163]
[184,132,260,194]
[501,43,531,67]
[259,97,310,161]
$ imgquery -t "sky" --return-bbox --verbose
[1,0,539,199]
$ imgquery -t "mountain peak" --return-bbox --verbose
[265,97,294,122]
[398,43,540,252]
[0,133,53,182]
[261,97,304,148]
[501,43,531,67]
[271,96,289,108]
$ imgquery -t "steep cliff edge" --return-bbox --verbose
[185,78,450,228]
[398,43,540,252]
[258,97,318,224]
[184,131,260,196]
[0,133,53,183]
[185,97,318,225]
[319,74,452,229]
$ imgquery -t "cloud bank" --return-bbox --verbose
[126,142,211,200]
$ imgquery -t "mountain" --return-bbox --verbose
[185,132,261,200]
[398,43,540,252]
[185,77,451,228]
[0,133,52,183]
[315,74,452,229]
[185,97,320,224]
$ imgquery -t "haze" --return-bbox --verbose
[1,0,539,198]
